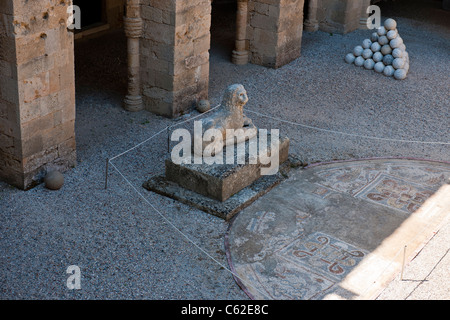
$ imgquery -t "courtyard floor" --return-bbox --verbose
[1,0,449,300]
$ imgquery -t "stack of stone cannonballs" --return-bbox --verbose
[345,18,409,80]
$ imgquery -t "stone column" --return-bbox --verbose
[123,0,143,112]
[304,0,319,32]
[232,0,249,65]
[0,0,76,190]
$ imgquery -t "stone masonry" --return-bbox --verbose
[0,0,76,190]
[248,0,305,69]
[140,0,211,118]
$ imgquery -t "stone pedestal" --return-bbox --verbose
[143,134,292,220]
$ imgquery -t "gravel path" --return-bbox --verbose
[1,0,448,299]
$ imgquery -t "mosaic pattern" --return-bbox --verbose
[313,161,450,214]
[277,232,367,281]
[227,159,450,300]
[354,174,434,214]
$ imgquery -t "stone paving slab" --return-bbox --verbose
[225,159,450,300]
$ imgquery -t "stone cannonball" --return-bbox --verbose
[404,61,410,72]
[378,36,389,46]
[362,48,373,59]
[197,99,211,113]
[383,54,394,66]
[381,44,392,55]
[364,59,375,70]
[384,18,397,31]
[390,37,403,49]
[354,56,365,67]
[394,68,407,80]
[377,26,387,36]
[345,53,356,64]
[374,62,385,73]
[399,43,407,52]
[392,48,404,59]
[373,51,383,63]
[387,29,398,40]
[353,45,364,56]
[371,32,379,42]
[371,42,381,52]
[383,65,395,77]
[44,171,64,190]
[392,57,406,69]
[362,39,372,49]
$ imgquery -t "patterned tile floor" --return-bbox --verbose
[225,159,450,300]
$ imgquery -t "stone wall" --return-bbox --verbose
[140,0,211,118]
[0,0,76,190]
[316,0,369,34]
[248,0,305,69]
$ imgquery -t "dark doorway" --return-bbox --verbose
[73,0,105,30]
[210,0,237,62]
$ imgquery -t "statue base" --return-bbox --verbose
[143,134,292,220]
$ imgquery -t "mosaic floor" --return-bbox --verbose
[225,159,450,300]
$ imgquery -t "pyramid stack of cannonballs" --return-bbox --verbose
[345,18,409,80]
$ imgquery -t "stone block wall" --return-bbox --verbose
[316,0,369,34]
[248,0,305,69]
[0,0,76,190]
[140,0,211,118]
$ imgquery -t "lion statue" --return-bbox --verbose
[193,84,257,157]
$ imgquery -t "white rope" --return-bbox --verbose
[246,109,450,146]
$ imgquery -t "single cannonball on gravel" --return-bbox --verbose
[392,57,405,69]
[387,29,398,40]
[384,18,397,31]
[354,56,365,67]
[364,58,375,70]
[362,39,372,49]
[394,68,407,80]
[383,65,395,77]
[197,99,211,113]
[371,32,379,42]
[378,36,389,46]
[383,54,394,66]
[381,44,392,55]
[345,53,356,64]
[377,26,387,36]
[374,62,385,73]
[392,48,404,58]
[353,45,364,56]
[371,42,381,52]
[390,37,403,48]
[362,48,373,59]
[44,171,64,190]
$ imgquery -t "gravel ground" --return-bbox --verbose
[0,0,448,300]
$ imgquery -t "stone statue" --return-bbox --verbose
[194,84,257,157]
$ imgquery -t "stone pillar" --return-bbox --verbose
[140,0,211,118]
[304,0,319,32]
[248,0,305,69]
[0,0,76,190]
[232,0,249,65]
[123,0,143,112]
